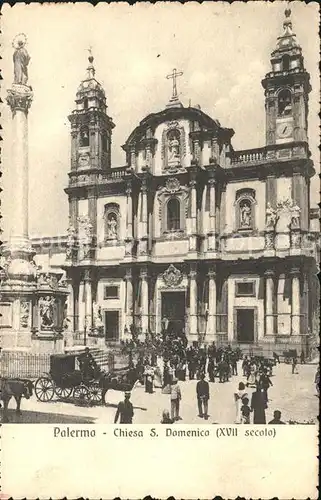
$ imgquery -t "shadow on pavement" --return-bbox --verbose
[1,409,97,424]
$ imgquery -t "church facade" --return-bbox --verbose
[2,10,307,357]
[57,9,318,353]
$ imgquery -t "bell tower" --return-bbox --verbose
[68,51,115,174]
[262,6,311,146]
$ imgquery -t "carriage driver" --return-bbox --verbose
[77,347,98,380]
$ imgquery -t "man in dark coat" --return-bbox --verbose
[251,385,267,424]
[196,373,210,419]
[268,410,285,424]
[114,392,134,424]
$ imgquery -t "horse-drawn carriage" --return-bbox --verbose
[34,352,140,405]
[34,353,102,404]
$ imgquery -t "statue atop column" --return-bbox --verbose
[13,34,30,86]
[7,34,33,114]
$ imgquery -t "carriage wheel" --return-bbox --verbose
[73,385,90,402]
[55,386,73,400]
[88,382,103,404]
[35,377,55,402]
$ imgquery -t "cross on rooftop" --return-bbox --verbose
[166,68,183,101]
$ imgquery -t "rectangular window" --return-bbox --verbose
[235,281,256,297]
[104,286,119,300]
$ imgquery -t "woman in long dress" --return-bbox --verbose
[234,382,248,423]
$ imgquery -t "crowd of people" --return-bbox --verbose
[115,332,302,425]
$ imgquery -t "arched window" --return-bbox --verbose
[278,89,292,117]
[101,131,108,153]
[104,203,119,241]
[80,126,89,147]
[167,198,180,231]
[83,98,88,110]
[235,189,256,231]
[282,55,290,72]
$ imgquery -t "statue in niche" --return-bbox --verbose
[239,200,252,228]
[13,34,30,86]
[93,302,104,331]
[107,213,118,240]
[167,130,180,164]
[266,203,277,230]
[39,296,55,329]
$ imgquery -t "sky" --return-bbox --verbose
[1,1,319,238]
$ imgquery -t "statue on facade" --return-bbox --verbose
[168,130,180,163]
[20,301,30,328]
[93,301,104,332]
[290,202,301,229]
[66,220,77,259]
[39,296,55,329]
[240,200,252,228]
[77,215,92,243]
[107,214,118,239]
[77,215,93,259]
[13,34,30,86]
[265,203,277,230]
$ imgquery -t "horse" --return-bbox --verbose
[99,366,141,405]
[0,378,34,422]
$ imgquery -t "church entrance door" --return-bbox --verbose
[235,308,255,343]
[161,291,185,338]
[104,310,119,342]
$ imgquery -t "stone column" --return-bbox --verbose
[264,270,274,336]
[189,264,198,339]
[125,180,133,256]
[189,178,197,252]
[139,178,148,256]
[88,188,97,249]
[126,181,133,239]
[207,267,216,338]
[219,183,227,234]
[291,268,301,336]
[6,85,33,245]
[66,278,75,329]
[125,268,133,329]
[84,270,92,339]
[4,83,35,279]
[140,267,149,335]
[208,178,216,250]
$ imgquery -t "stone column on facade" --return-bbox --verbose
[125,180,133,256]
[207,267,216,339]
[189,177,197,252]
[125,268,133,330]
[130,146,136,169]
[219,183,227,234]
[88,187,97,254]
[70,128,78,170]
[65,278,75,348]
[208,177,216,251]
[209,136,219,164]
[264,270,275,336]
[291,268,301,336]
[139,178,148,255]
[189,264,198,339]
[140,267,149,337]
[84,270,92,343]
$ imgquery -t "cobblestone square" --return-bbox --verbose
[3,361,318,425]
